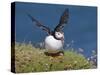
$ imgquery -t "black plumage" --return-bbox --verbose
[27,9,69,35]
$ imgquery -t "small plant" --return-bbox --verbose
[14,42,94,73]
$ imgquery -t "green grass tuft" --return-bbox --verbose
[14,42,92,73]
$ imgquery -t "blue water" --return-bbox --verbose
[15,2,97,57]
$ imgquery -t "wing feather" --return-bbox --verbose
[27,14,51,34]
[54,9,69,32]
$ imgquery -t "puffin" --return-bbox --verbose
[27,9,69,51]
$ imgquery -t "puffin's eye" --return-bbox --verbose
[58,33,60,35]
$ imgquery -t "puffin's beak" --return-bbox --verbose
[61,35,64,40]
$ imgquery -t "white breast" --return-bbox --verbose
[44,35,63,50]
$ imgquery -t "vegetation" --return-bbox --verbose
[14,42,94,73]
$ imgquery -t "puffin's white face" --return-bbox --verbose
[55,32,64,39]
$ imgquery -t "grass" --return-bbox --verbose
[14,42,93,73]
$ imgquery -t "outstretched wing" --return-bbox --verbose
[54,9,69,32]
[27,14,51,35]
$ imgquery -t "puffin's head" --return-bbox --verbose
[55,31,64,40]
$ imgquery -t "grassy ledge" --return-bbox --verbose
[14,42,93,73]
